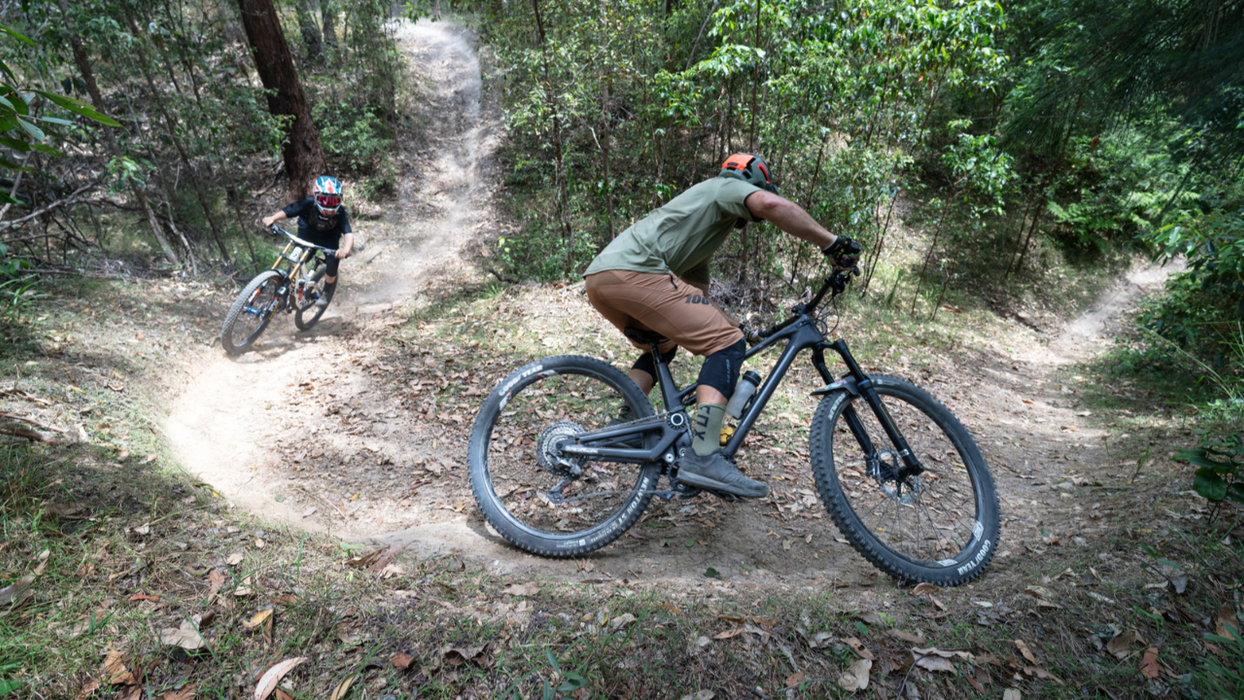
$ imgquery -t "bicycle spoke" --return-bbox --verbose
[484,372,648,538]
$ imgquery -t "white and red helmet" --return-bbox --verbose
[312,176,343,216]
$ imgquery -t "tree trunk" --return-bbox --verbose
[57,0,180,267]
[296,1,323,61]
[530,0,573,272]
[321,0,337,50]
[236,0,326,199]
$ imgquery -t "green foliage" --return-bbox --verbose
[1178,433,1244,506]
[1194,622,1244,700]
[1143,176,1244,368]
[478,0,1010,284]
[314,101,390,173]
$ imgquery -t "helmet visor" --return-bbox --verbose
[315,194,341,211]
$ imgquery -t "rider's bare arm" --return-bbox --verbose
[261,210,289,228]
[337,233,354,259]
[743,191,837,249]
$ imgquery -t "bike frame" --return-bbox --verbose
[559,273,925,482]
[263,226,336,311]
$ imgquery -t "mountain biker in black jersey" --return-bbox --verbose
[582,153,861,499]
[261,176,354,308]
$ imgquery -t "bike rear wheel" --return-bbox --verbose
[294,263,328,331]
[467,355,661,557]
[810,375,999,585]
[221,270,284,356]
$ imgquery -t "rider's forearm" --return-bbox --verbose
[745,192,837,249]
[339,233,354,255]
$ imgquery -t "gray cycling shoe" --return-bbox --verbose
[677,451,767,498]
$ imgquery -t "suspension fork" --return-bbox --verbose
[822,340,924,478]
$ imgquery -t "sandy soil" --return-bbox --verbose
[164,19,1184,595]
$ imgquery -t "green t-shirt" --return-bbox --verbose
[583,178,762,285]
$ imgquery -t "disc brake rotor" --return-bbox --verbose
[869,450,922,505]
[536,420,586,478]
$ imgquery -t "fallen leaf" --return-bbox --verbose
[610,613,637,631]
[0,575,34,608]
[1106,630,1144,659]
[678,692,715,700]
[163,683,196,700]
[392,652,415,669]
[502,582,540,597]
[1014,638,1038,664]
[1003,690,1021,700]
[1216,605,1239,641]
[912,583,939,595]
[1017,664,1064,685]
[160,619,205,651]
[910,648,959,673]
[344,549,383,569]
[714,627,745,640]
[207,570,225,601]
[242,609,273,630]
[101,650,135,685]
[254,657,307,700]
[129,593,160,603]
[890,629,926,645]
[329,674,355,700]
[843,637,875,660]
[785,671,806,688]
[226,552,244,566]
[273,691,293,700]
[73,677,101,700]
[856,611,884,626]
[838,658,872,691]
[1140,647,1162,679]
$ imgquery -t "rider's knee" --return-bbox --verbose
[697,338,746,398]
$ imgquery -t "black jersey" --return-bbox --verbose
[281,197,353,249]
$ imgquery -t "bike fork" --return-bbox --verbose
[820,340,924,478]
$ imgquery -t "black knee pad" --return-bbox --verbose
[632,345,678,380]
[697,339,746,398]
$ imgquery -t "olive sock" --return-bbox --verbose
[691,404,727,456]
[323,281,337,301]
[616,404,634,421]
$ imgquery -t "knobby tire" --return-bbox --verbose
[294,264,328,331]
[468,355,661,557]
[810,375,999,585]
[220,270,284,356]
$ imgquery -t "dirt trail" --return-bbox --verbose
[166,20,1183,592]
[165,20,493,533]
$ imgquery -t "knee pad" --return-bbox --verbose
[697,339,746,398]
[325,255,341,277]
[632,345,678,380]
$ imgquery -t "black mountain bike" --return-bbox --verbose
[467,270,1000,585]
[219,225,337,356]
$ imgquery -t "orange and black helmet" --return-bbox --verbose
[718,153,777,194]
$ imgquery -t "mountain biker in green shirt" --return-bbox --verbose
[584,153,861,499]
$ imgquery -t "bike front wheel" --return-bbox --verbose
[294,263,328,331]
[221,270,284,356]
[810,375,999,585]
[467,355,661,558]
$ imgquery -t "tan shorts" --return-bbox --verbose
[584,270,742,357]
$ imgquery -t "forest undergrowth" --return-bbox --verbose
[1,244,1242,699]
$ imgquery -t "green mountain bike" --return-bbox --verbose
[467,269,1000,585]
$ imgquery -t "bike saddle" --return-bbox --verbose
[623,327,670,346]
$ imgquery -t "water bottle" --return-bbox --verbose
[726,371,762,419]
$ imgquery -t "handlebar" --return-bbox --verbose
[268,224,339,257]
[744,264,859,344]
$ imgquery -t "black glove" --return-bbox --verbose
[822,236,862,269]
